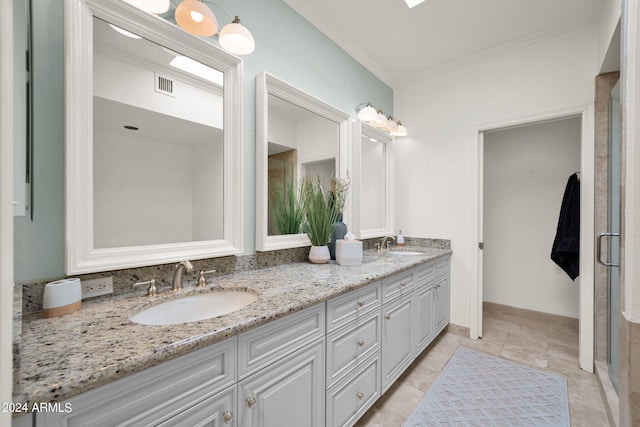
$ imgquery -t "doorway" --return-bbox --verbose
[482,117,581,321]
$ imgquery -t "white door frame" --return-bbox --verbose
[471,105,595,373]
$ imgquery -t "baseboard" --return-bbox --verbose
[483,301,579,331]
[446,323,469,338]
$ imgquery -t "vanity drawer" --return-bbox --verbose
[326,282,382,333]
[327,309,381,387]
[435,256,449,277]
[238,303,325,379]
[415,260,435,285]
[37,337,236,427]
[382,270,415,303]
[326,353,381,427]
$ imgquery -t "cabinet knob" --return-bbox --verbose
[401,281,408,287]
[357,301,365,308]
[357,340,365,347]
[385,314,391,320]
[356,392,364,400]
[223,411,234,423]
[246,397,257,409]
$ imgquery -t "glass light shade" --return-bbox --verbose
[175,0,218,37]
[219,17,255,55]
[370,111,387,128]
[390,123,407,137]
[385,118,398,132]
[357,104,378,122]
[122,0,170,14]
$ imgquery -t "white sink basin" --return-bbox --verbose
[388,250,423,256]
[130,291,258,326]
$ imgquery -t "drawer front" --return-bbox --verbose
[382,270,415,303]
[327,309,381,387]
[415,260,435,285]
[435,255,449,277]
[157,385,236,427]
[36,337,237,427]
[326,354,381,427]
[238,304,325,379]
[326,282,381,333]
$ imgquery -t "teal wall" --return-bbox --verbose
[13,0,393,282]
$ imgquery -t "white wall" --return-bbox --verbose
[93,129,224,247]
[394,24,597,328]
[597,0,622,73]
[296,116,339,165]
[268,110,298,149]
[483,118,581,318]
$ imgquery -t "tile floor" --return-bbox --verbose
[355,311,611,427]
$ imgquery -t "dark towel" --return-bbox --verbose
[551,173,580,280]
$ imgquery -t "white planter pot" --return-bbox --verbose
[308,245,330,264]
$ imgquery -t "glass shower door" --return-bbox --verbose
[602,80,621,392]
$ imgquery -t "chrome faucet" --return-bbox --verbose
[172,260,194,291]
[380,236,396,250]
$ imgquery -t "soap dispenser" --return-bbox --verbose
[396,230,405,247]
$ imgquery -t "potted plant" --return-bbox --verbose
[300,174,349,263]
[271,179,304,235]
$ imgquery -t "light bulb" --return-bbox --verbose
[190,11,204,23]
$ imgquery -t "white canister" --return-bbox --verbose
[43,278,82,318]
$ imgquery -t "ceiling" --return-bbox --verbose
[283,0,601,88]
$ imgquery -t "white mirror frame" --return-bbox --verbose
[65,0,244,274]
[256,72,351,251]
[352,121,394,239]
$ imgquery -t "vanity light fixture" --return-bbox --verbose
[122,0,171,14]
[219,16,255,55]
[355,103,378,122]
[390,121,408,137]
[355,102,408,136]
[175,0,218,37]
[173,0,256,55]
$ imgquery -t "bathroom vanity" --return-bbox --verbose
[14,249,450,427]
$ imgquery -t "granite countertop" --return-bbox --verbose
[13,247,451,406]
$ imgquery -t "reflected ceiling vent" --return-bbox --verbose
[155,73,175,97]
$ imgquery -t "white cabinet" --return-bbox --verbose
[157,385,237,427]
[36,337,237,427]
[434,257,451,335]
[238,339,325,427]
[381,292,415,392]
[326,354,380,427]
[414,280,436,354]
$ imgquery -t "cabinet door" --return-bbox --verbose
[434,272,450,334]
[157,385,237,427]
[238,339,325,427]
[381,293,414,392]
[414,283,435,354]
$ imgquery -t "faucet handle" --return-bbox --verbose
[134,279,157,296]
[197,269,217,287]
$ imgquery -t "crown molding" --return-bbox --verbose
[394,16,596,89]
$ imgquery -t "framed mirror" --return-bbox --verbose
[256,72,351,251]
[352,121,394,239]
[65,0,243,274]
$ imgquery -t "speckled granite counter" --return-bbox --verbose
[13,247,451,406]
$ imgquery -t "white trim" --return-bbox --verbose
[255,72,351,252]
[472,105,595,371]
[0,0,13,422]
[352,121,395,240]
[65,0,243,274]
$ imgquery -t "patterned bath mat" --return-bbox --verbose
[403,347,570,426]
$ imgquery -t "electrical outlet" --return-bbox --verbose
[81,276,113,299]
